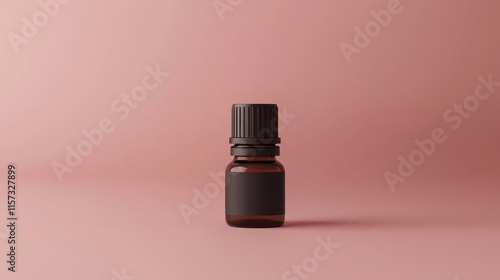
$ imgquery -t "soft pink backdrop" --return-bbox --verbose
[0,0,499,279]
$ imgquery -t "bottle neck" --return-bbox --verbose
[234,156,276,162]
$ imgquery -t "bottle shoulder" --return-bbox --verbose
[226,158,285,173]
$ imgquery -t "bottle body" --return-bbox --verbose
[225,156,285,228]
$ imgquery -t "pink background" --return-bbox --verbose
[1,0,499,279]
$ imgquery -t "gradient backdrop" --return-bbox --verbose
[1,0,499,279]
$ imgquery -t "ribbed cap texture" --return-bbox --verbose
[230,104,280,144]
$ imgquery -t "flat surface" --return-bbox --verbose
[2,179,498,280]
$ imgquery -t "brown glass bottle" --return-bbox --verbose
[225,104,285,228]
[226,155,285,227]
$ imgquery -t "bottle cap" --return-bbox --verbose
[230,104,280,145]
[230,104,281,156]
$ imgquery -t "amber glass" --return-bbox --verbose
[225,156,285,228]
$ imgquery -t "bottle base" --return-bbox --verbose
[226,214,284,228]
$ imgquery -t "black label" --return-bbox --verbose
[225,172,285,215]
